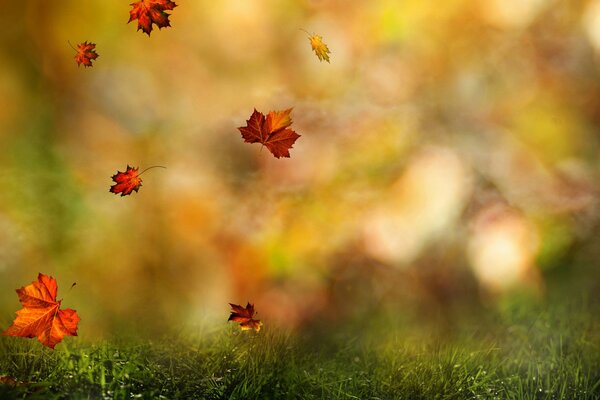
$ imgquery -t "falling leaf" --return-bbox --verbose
[110,165,142,196]
[2,273,80,349]
[228,302,263,332]
[109,165,166,197]
[74,41,99,67]
[238,108,301,158]
[129,0,177,36]
[304,31,331,62]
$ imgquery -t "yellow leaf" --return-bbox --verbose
[305,31,331,63]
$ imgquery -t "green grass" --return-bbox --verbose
[0,303,598,400]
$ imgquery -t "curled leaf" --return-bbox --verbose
[228,302,262,332]
[74,41,99,67]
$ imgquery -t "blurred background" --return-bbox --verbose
[0,0,598,339]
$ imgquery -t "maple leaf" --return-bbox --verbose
[74,41,99,67]
[228,302,263,332]
[110,165,142,196]
[238,108,301,158]
[2,273,80,349]
[109,165,166,197]
[303,31,331,62]
[128,0,177,36]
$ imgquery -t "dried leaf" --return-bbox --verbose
[0,376,29,387]
[228,302,262,332]
[2,274,80,349]
[129,0,177,36]
[238,108,301,158]
[0,376,19,386]
[74,41,98,67]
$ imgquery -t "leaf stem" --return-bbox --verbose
[67,40,77,51]
[138,165,167,177]
[61,282,76,302]
[299,28,311,36]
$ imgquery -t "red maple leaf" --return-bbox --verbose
[74,41,98,67]
[2,273,80,349]
[110,165,142,196]
[109,165,166,197]
[128,0,177,36]
[228,302,263,332]
[238,108,301,158]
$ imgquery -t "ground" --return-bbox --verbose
[0,299,598,399]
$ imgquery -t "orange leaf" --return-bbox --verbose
[2,273,80,349]
[0,376,18,386]
[74,41,99,67]
[228,302,262,332]
[110,165,142,196]
[128,0,177,36]
[109,165,166,197]
[238,108,301,158]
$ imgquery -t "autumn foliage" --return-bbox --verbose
[228,303,263,332]
[2,274,80,349]
[74,41,99,67]
[128,0,177,36]
[1,3,338,349]
[238,108,301,158]
[306,33,330,62]
[110,165,143,196]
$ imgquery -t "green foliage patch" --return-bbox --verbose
[1,303,598,399]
